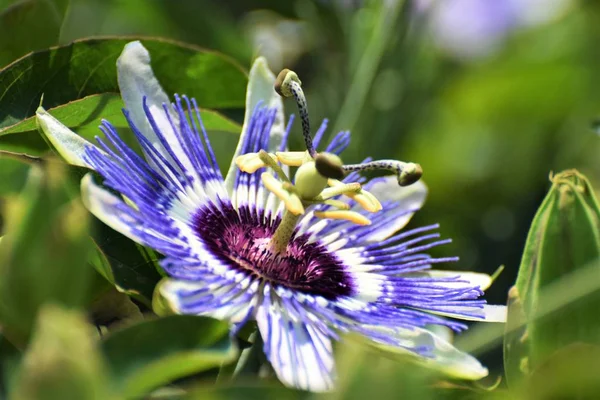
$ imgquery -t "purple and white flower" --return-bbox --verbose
[36,41,506,392]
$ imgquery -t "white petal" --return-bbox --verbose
[161,279,257,324]
[426,305,508,323]
[368,325,488,380]
[255,292,335,392]
[361,178,427,242]
[80,173,143,243]
[35,107,98,168]
[421,270,493,290]
[224,57,285,195]
[117,41,193,172]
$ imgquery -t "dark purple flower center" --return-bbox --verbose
[193,203,354,300]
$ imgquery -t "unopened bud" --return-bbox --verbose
[504,169,600,388]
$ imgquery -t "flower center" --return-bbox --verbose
[193,203,354,300]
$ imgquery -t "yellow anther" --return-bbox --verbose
[305,199,351,210]
[235,152,276,173]
[327,178,382,212]
[345,190,382,213]
[261,172,304,215]
[319,182,361,200]
[323,200,351,210]
[314,210,372,225]
[275,151,310,167]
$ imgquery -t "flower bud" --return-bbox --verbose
[504,169,600,388]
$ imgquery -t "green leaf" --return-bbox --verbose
[9,304,111,400]
[505,169,600,387]
[3,93,242,139]
[526,343,600,399]
[3,93,124,137]
[0,0,69,68]
[2,95,240,162]
[0,37,247,131]
[90,219,163,305]
[89,286,143,328]
[0,162,94,344]
[101,315,236,398]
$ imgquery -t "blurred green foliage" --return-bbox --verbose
[1,0,600,398]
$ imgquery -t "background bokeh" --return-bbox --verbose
[1,0,600,396]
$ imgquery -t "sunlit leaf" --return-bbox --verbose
[2,93,242,139]
[101,315,236,398]
[0,37,247,131]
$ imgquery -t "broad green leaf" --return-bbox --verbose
[9,305,111,400]
[0,130,47,154]
[0,0,69,67]
[3,93,123,136]
[2,93,242,138]
[0,162,94,343]
[2,95,241,161]
[505,170,600,388]
[101,315,236,398]
[0,37,247,131]
[90,219,163,305]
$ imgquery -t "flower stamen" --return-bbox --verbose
[314,210,372,225]
[317,182,362,200]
